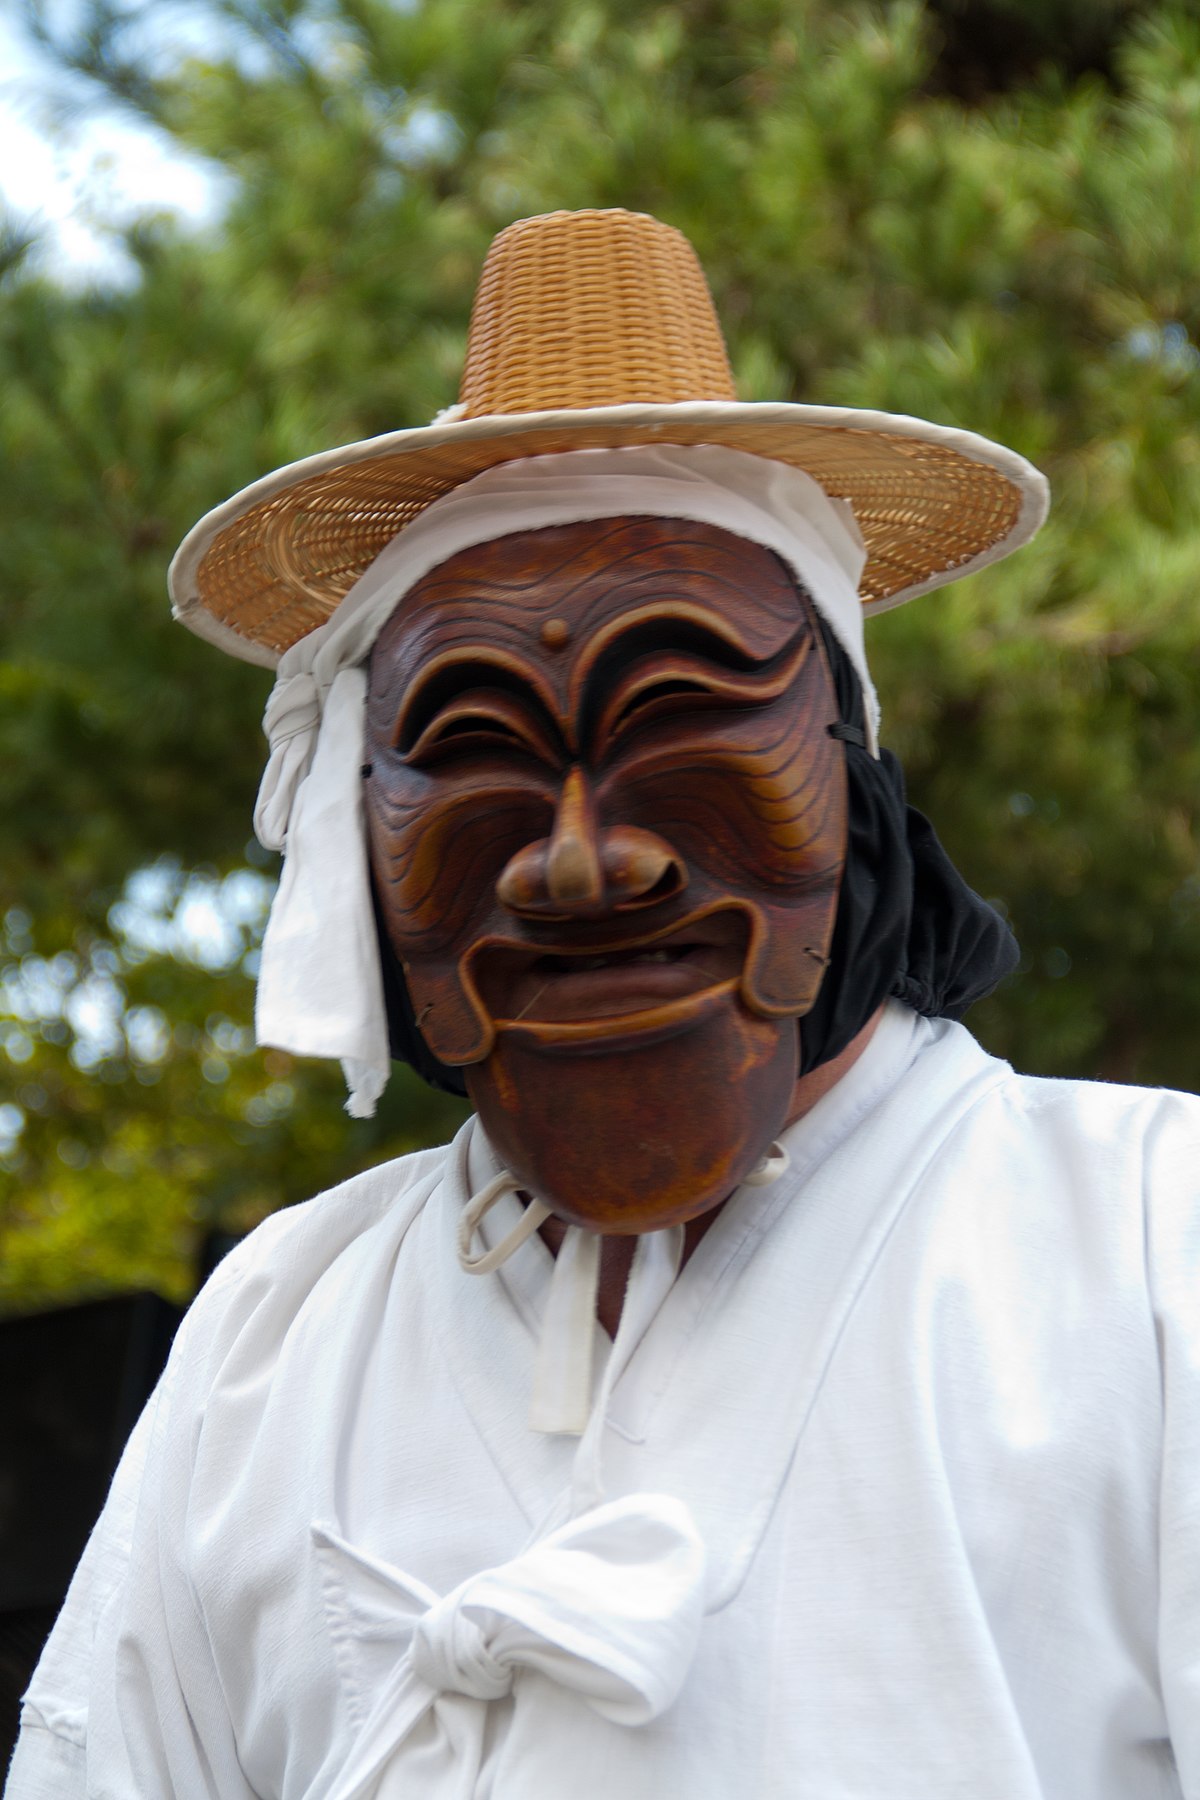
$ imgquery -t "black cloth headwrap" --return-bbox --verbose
[371,617,1019,1095]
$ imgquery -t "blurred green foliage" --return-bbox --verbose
[3,0,1200,1309]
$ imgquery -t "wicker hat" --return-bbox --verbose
[169,208,1048,668]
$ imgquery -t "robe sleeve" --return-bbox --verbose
[4,1277,261,1800]
[1146,1091,1200,1796]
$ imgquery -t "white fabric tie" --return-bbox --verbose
[456,1169,601,1432]
[457,1143,789,1439]
[528,1223,603,1434]
[570,1226,686,1515]
[253,668,322,851]
[251,445,874,1115]
[253,666,389,1116]
[312,1493,706,1800]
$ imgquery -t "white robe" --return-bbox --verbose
[8,1004,1200,1798]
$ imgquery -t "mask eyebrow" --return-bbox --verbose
[572,601,805,748]
[391,648,566,756]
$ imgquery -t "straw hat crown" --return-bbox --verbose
[457,209,736,415]
[169,207,1048,668]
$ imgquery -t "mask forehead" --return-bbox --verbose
[367,516,806,733]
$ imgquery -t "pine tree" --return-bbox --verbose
[4,0,1200,1306]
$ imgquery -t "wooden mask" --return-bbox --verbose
[364,517,847,1233]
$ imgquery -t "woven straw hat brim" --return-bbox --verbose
[169,399,1049,670]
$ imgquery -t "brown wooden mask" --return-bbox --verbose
[364,517,847,1233]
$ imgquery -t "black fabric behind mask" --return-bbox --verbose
[371,613,1019,1094]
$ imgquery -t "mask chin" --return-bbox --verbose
[465,986,799,1234]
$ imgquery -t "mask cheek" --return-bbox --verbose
[736,807,847,1018]
[740,892,841,1016]
[733,735,847,1015]
[366,799,497,1065]
[403,955,495,1066]
[372,780,564,1066]
[368,785,517,949]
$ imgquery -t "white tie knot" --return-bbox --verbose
[263,666,322,746]
[411,1594,512,1702]
[314,1492,709,1799]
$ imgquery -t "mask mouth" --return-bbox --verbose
[469,904,751,1031]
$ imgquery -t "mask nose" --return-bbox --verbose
[496,767,687,919]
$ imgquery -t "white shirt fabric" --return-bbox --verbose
[8,1003,1200,1799]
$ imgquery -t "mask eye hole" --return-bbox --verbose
[590,634,809,759]
[428,714,522,746]
[404,691,561,768]
[609,677,715,734]
[391,655,565,762]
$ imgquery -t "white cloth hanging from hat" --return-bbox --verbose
[248,444,874,1116]
[11,1005,1200,1800]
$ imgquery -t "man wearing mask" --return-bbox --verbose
[9,208,1198,1799]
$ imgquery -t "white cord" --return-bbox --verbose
[456,1169,551,1275]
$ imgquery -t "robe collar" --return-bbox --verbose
[425,1001,1009,1602]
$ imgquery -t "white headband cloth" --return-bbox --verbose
[252,445,877,1116]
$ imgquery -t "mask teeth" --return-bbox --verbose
[540,946,686,973]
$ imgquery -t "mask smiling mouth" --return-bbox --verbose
[470,906,751,1030]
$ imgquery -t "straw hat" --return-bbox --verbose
[169,208,1048,668]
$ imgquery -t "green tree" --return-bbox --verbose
[3,0,1200,1309]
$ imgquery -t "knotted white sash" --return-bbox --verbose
[313,1493,706,1800]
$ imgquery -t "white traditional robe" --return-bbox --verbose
[8,1004,1200,1798]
